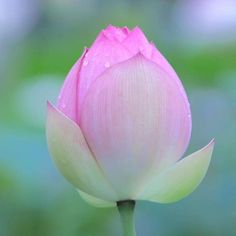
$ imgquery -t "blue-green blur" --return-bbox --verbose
[0,0,235,235]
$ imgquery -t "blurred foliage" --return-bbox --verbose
[0,0,235,235]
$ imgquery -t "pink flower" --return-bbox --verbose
[46,25,214,207]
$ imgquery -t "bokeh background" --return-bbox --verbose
[0,0,235,235]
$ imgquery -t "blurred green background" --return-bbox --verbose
[0,0,235,235]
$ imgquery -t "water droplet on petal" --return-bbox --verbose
[62,103,66,108]
[139,46,144,51]
[83,60,88,66]
[104,62,110,68]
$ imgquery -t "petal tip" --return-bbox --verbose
[199,138,215,157]
[47,100,54,113]
[132,25,143,32]
[47,100,52,107]
[83,47,89,53]
[102,25,131,43]
[47,101,59,116]
[104,24,116,31]
[210,138,215,145]
[130,26,148,40]
[140,139,215,203]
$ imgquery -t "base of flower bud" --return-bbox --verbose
[117,200,135,208]
[117,200,136,236]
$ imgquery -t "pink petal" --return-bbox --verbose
[102,25,130,43]
[80,54,191,199]
[56,48,88,122]
[122,26,153,59]
[151,42,189,103]
[77,32,133,120]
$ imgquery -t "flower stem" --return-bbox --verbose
[117,200,136,236]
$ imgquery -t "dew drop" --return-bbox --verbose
[83,60,88,66]
[139,46,144,51]
[61,103,66,108]
[104,62,110,68]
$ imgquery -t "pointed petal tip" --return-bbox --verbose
[139,139,215,204]
[133,51,146,58]
[196,138,215,158]
[128,52,161,67]
[104,24,116,31]
[102,25,131,43]
[205,138,215,154]
[210,138,215,145]
[47,101,56,114]
[129,26,148,40]
[47,100,53,108]
[83,47,89,53]
[129,51,152,60]
[47,101,60,115]
[122,26,130,33]
[104,24,130,31]
[132,25,143,32]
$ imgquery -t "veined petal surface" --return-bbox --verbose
[46,102,117,201]
[78,28,132,117]
[123,26,153,58]
[80,54,191,199]
[139,140,214,203]
[57,48,88,122]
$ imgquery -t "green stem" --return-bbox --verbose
[117,200,136,236]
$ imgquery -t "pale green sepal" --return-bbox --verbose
[46,101,117,201]
[78,189,116,208]
[140,140,214,203]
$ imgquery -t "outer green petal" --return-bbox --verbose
[78,190,116,208]
[139,140,214,203]
[46,102,117,201]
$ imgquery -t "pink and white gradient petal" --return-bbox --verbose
[80,54,191,199]
[77,30,133,119]
[122,26,153,59]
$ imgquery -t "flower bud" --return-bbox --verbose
[46,25,214,207]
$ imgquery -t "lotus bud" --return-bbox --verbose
[46,25,214,208]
